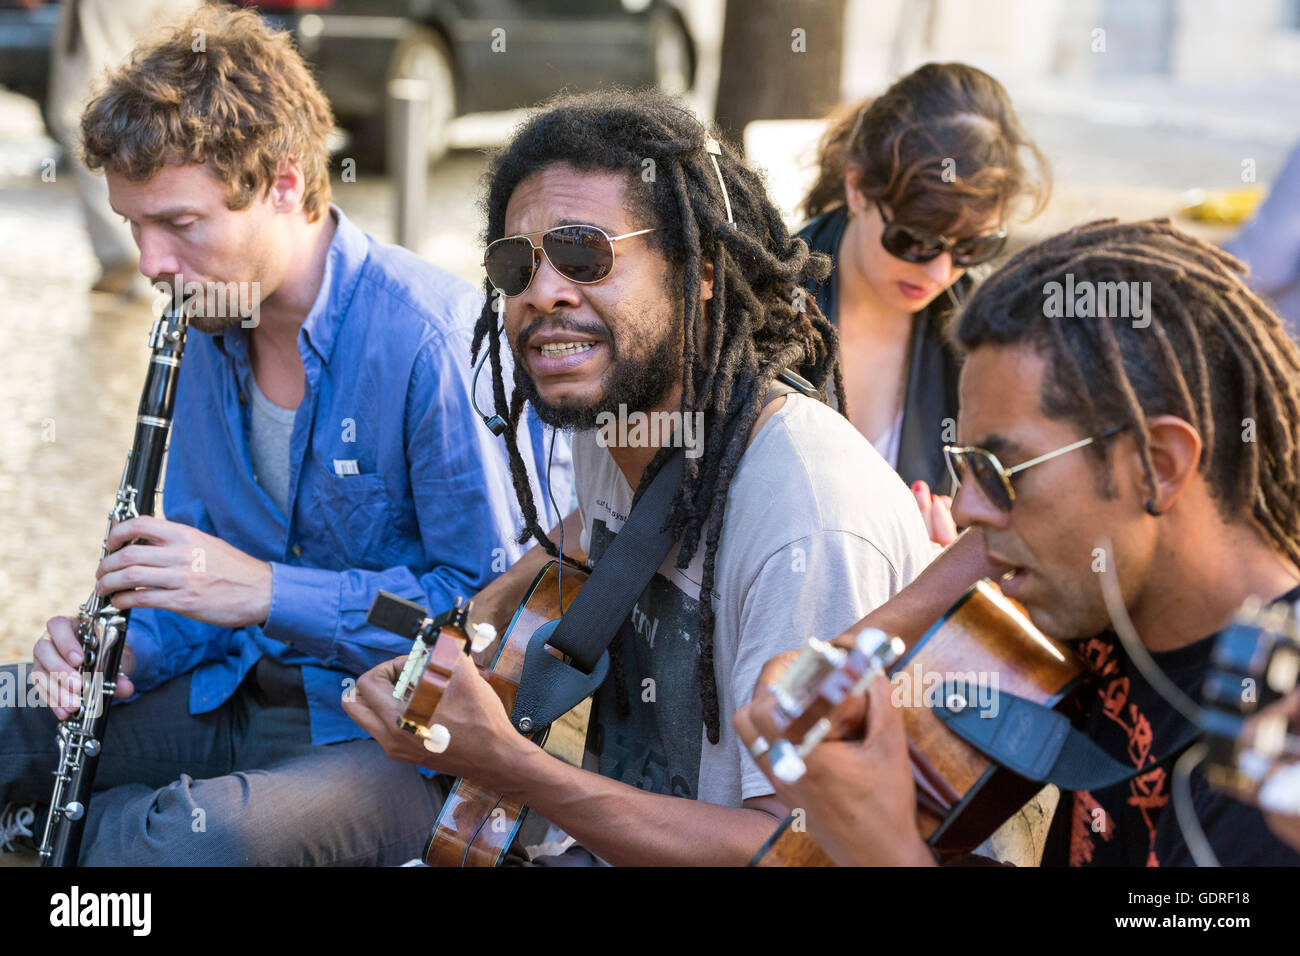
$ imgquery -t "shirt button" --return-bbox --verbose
[291,544,303,558]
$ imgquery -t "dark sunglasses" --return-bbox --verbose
[876,202,1007,268]
[943,424,1128,512]
[483,224,656,297]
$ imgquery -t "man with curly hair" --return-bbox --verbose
[0,5,565,865]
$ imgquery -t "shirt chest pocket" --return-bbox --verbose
[302,469,393,569]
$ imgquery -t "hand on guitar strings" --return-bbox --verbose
[734,670,936,866]
[94,516,273,629]
[343,652,537,791]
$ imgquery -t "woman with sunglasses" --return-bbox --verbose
[797,62,1048,540]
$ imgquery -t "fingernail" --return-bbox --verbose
[911,481,923,493]
[71,651,83,666]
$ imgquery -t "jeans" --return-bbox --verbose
[0,657,446,865]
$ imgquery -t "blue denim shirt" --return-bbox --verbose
[123,206,572,744]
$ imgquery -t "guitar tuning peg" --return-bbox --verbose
[769,740,807,784]
[1287,620,1300,649]
[1266,645,1300,696]
[854,627,888,656]
[883,636,906,669]
[1263,602,1290,636]
[470,621,498,654]
[424,724,451,754]
[1237,593,1263,624]
[853,628,906,672]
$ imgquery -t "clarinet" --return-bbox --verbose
[38,297,189,867]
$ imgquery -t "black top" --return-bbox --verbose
[795,205,971,495]
[1040,584,1300,867]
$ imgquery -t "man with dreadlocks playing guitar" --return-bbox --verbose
[736,218,1300,866]
[343,90,936,865]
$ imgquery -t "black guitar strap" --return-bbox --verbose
[553,446,686,673]
[506,439,686,733]
[507,445,683,736]
[509,373,813,735]
[932,679,1202,791]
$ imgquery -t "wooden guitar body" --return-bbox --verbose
[387,561,588,866]
[756,578,1085,865]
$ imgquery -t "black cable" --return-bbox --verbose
[1096,536,1215,866]
[545,424,565,616]
[1172,743,1220,867]
[1096,537,1203,724]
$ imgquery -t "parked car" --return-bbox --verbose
[0,0,695,169]
[244,0,696,167]
[0,0,58,111]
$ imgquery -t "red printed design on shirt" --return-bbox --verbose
[1069,636,1169,867]
[1069,791,1113,865]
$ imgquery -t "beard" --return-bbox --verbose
[185,311,246,335]
[513,306,684,431]
[153,239,269,335]
[151,276,251,334]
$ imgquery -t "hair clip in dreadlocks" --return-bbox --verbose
[705,135,735,228]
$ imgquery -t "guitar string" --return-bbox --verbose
[461,792,509,866]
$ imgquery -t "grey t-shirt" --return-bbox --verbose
[573,392,935,808]
[245,370,297,516]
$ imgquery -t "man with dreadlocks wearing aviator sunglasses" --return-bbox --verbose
[736,218,1300,867]
[342,89,935,865]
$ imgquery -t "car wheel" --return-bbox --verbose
[387,26,456,167]
[650,9,693,96]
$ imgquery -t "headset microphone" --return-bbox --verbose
[472,289,508,436]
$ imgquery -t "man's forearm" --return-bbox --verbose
[502,745,779,866]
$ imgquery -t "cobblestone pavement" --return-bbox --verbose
[0,85,1285,666]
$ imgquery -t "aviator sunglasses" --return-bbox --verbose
[483,224,657,297]
[485,137,735,298]
[943,424,1129,512]
[876,202,1007,268]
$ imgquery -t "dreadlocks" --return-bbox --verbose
[470,89,844,742]
[952,217,1300,567]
